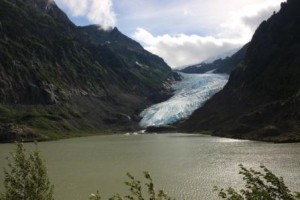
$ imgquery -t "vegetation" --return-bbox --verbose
[91,165,300,200]
[90,172,173,200]
[180,0,300,142]
[214,164,300,200]
[0,0,176,142]
[0,143,54,200]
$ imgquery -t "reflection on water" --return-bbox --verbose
[0,134,299,200]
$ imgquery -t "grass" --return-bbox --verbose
[0,104,15,120]
[0,127,120,143]
[31,129,108,142]
[0,102,137,143]
[0,103,122,142]
[196,131,213,135]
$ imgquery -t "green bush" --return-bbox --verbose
[214,164,300,200]
[0,143,54,200]
[90,172,173,200]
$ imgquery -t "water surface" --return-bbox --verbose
[0,134,299,200]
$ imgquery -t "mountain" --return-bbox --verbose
[0,0,178,142]
[180,0,300,142]
[180,43,249,74]
[202,48,239,64]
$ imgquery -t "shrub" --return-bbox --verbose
[0,142,54,200]
[90,172,173,200]
[214,164,300,200]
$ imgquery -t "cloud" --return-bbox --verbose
[132,1,281,68]
[219,2,280,40]
[54,0,282,67]
[242,7,278,31]
[133,28,241,68]
[56,0,116,29]
[116,0,282,36]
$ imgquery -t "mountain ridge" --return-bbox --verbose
[179,0,300,142]
[0,0,178,142]
[180,43,249,74]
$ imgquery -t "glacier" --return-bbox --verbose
[139,72,228,128]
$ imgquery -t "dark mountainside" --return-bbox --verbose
[180,0,300,142]
[0,0,178,142]
[180,43,249,74]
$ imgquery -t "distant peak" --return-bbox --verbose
[85,25,116,33]
[94,25,116,32]
[112,27,119,31]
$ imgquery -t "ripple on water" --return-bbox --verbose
[0,134,299,200]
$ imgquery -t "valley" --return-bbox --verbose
[0,0,300,199]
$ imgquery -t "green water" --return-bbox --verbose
[0,133,300,200]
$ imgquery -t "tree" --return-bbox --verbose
[0,142,54,200]
[214,164,300,200]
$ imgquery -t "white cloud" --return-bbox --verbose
[133,28,242,68]
[132,1,282,68]
[54,0,282,67]
[219,1,280,40]
[56,0,116,30]
[242,7,278,31]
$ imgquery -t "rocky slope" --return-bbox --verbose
[180,43,249,74]
[180,0,300,142]
[0,0,178,142]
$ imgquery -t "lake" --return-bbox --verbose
[0,134,300,200]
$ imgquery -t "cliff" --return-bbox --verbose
[0,0,177,142]
[180,0,300,142]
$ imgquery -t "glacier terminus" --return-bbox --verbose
[139,72,229,128]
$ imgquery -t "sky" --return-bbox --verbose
[54,0,283,69]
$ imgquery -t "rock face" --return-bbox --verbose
[0,0,177,141]
[180,44,249,74]
[180,0,300,142]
